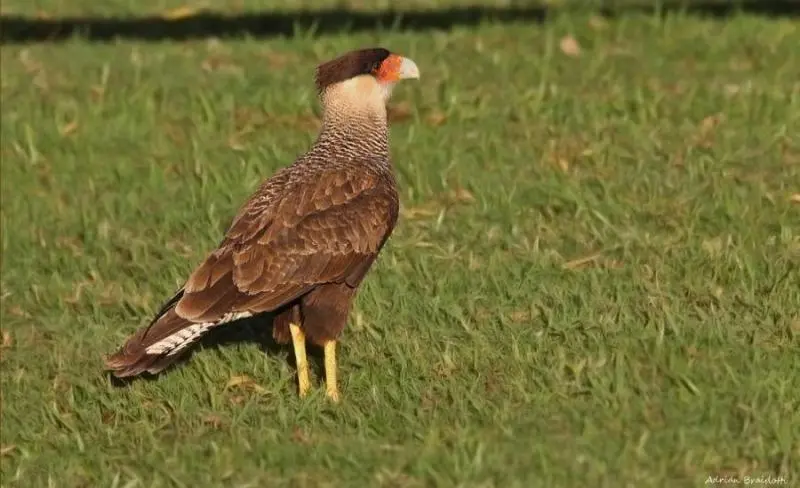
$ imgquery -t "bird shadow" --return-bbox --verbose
[108,312,325,389]
[2,1,799,45]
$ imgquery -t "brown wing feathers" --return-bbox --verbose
[105,168,396,376]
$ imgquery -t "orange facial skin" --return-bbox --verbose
[374,54,404,83]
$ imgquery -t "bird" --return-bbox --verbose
[105,47,420,402]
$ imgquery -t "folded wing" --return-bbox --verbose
[174,167,398,323]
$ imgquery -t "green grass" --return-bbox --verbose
[1,3,799,487]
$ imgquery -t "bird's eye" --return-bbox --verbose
[369,61,381,72]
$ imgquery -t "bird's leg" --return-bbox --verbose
[289,323,310,398]
[324,341,340,402]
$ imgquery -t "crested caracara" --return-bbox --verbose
[105,48,420,402]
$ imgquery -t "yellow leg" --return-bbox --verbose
[289,323,310,398]
[324,341,340,402]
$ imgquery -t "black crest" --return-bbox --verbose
[315,48,391,92]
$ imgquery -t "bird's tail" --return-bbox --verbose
[105,290,213,377]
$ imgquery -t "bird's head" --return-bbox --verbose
[315,48,420,117]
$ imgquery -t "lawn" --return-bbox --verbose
[1,1,799,487]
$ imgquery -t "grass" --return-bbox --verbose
[1,2,799,487]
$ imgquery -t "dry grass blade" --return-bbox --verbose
[560,35,582,57]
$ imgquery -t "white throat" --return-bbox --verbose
[321,75,393,127]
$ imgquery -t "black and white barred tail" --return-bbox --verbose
[105,291,251,377]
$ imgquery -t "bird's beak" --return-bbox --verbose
[397,57,420,80]
[378,55,420,82]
